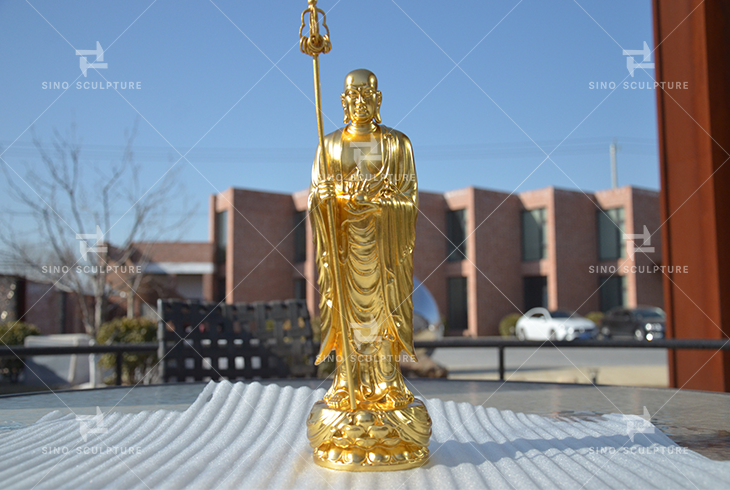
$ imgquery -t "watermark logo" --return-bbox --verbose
[624,406,655,442]
[622,42,654,77]
[76,225,107,261]
[75,42,108,77]
[76,407,107,442]
[589,445,688,456]
[624,225,655,260]
[350,318,381,347]
[41,41,141,91]
[39,407,141,456]
[349,134,381,166]
[588,41,687,91]
[589,264,689,274]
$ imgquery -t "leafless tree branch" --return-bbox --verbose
[0,121,193,336]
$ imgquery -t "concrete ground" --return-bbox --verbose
[430,341,669,387]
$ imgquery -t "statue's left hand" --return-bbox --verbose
[347,194,380,215]
[346,179,380,214]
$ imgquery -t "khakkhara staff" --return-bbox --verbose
[299,0,357,412]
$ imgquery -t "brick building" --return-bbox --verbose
[0,242,218,335]
[120,242,216,317]
[0,275,87,335]
[13,185,660,336]
[200,185,663,337]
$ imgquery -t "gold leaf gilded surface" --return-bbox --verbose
[305,67,431,471]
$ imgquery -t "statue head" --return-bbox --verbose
[341,69,382,125]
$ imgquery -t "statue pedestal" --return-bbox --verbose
[306,398,432,471]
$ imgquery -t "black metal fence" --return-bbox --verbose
[157,298,316,382]
[0,337,728,385]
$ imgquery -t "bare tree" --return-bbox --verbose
[0,121,192,336]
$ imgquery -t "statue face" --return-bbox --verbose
[341,70,382,125]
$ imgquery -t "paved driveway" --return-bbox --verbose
[430,339,668,386]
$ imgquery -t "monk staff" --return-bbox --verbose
[299,0,357,411]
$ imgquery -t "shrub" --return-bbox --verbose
[97,317,157,385]
[0,322,40,383]
[585,311,604,326]
[499,313,521,338]
[310,316,322,342]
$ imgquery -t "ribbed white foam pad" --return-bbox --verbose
[0,381,728,489]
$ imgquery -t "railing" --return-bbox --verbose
[1,338,728,385]
[0,343,158,386]
[413,338,730,381]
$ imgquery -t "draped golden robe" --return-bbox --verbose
[309,125,418,410]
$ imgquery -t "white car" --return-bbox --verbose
[515,308,596,341]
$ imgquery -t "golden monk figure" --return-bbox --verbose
[310,69,418,410]
[305,69,432,471]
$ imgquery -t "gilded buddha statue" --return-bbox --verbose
[305,69,432,471]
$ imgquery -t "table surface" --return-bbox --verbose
[1,378,728,461]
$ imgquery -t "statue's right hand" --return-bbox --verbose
[317,180,337,201]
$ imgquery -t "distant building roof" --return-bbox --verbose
[130,242,214,264]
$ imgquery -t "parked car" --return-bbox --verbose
[600,306,665,341]
[515,308,596,341]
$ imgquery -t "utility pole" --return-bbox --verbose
[610,138,620,188]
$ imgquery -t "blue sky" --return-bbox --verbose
[0,0,659,243]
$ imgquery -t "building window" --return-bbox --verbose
[599,276,626,312]
[447,277,468,331]
[294,211,307,263]
[294,278,307,301]
[522,208,547,261]
[523,276,548,310]
[597,207,625,260]
[215,210,228,264]
[446,209,467,261]
[216,277,227,303]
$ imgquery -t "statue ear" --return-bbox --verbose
[341,93,350,124]
[374,91,383,124]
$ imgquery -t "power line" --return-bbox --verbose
[0,137,658,163]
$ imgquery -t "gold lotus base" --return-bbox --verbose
[313,447,429,471]
[306,398,432,471]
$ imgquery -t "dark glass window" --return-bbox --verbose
[447,277,468,331]
[599,276,626,312]
[215,211,228,264]
[293,211,307,263]
[216,277,227,303]
[446,209,467,261]
[294,278,307,301]
[523,276,548,310]
[522,208,547,261]
[597,207,625,260]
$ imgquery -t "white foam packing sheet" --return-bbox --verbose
[0,380,728,489]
